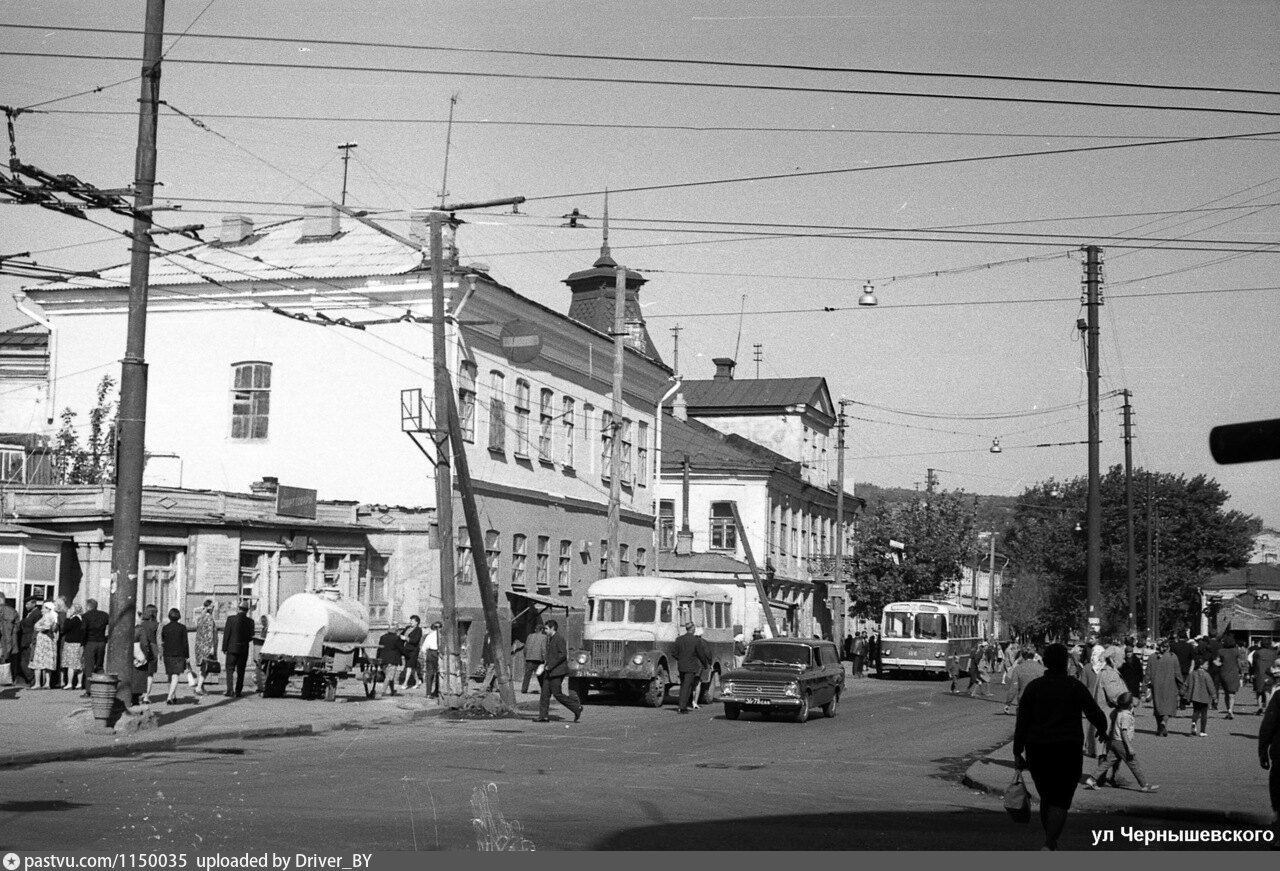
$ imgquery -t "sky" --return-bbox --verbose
[2,0,1279,526]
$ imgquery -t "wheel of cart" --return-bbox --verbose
[262,659,292,698]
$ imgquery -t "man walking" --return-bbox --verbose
[1258,669,1280,845]
[1172,630,1195,710]
[851,631,867,679]
[518,620,546,694]
[78,598,109,694]
[533,620,581,723]
[674,621,711,714]
[221,602,255,698]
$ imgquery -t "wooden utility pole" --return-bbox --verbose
[1123,390,1137,636]
[606,262,626,578]
[1083,246,1104,635]
[108,0,166,709]
[987,532,997,640]
[833,400,849,642]
[728,501,778,637]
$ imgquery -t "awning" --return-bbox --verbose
[504,590,582,611]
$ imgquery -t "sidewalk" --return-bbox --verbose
[963,696,1275,827]
[0,673,475,768]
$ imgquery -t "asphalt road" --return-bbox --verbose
[0,676,1266,851]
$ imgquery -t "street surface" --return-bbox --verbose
[0,677,1266,851]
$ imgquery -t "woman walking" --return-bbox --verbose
[1148,639,1182,737]
[193,599,217,696]
[138,604,160,699]
[1217,632,1246,720]
[966,641,990,697]
[1252,638,1278,715]
[161,608,191,705]
[1188,656,1215,737]
[60,603,85,691]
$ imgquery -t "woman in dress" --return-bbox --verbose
[193,598,217,696]
[129,618,153,709]
[1148,639,1183,737]
[138,604,160,698]
[1217,632,1246,720]
[31,601,59,688]
[60,603,85,691]
[161,608,190,705]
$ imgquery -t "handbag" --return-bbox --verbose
[1003,770,1031,823]
[133,641,147,668]
[203,657,221,675]
[0,661,12,686]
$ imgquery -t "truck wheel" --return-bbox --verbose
[569,677,589,703]
[724,703,741,721]
[699,670,720,704]
[324,678,337,702]
[822,691,839,718]
[263,663,289,699]
[644,667,669,708]
[793,693,810,723]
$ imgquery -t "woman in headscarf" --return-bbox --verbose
[1148,639,1183,737]
[30,601,59,689]
[1217,632,1246,720]
[1082,643,1106,756]
[60,603,85,691]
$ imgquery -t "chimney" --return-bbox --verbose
[249,476,279,496]
[675,528,694,556]
[301,204,340,237]
[219,215,254,244]
[672,391,688,422]
[713,357,736,380]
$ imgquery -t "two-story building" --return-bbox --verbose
[16,206,671,670]
[656,359,862,640]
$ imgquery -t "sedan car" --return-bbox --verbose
[718,637,844,722]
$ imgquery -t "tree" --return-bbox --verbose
[997,573,1051,642]
[1003,467,1259,638]
[850,489,977,616]
[52,375,118,484]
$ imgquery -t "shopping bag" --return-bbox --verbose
[1003,770,1031,823]
[0,662,11,685]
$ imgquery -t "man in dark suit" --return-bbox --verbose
[675,621,711,714]
[78,598,110,695]
[16,597,41,686]
[533,619,581,723]
[222,602,256,698]
[1172,631,1195,709]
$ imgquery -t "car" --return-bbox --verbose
[718,637,845,722]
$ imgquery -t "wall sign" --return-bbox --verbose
[500,320,542,364]
[277,485,318,520]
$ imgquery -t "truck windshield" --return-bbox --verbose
[630,599,656,623]
[595,599,626,622]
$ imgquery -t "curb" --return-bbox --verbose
[0,703,450,769]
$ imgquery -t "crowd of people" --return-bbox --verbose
[1004,629,1280,851]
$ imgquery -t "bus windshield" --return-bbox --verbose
[745,642,813,666]
[915,613,947,640]
[883,612,913,638]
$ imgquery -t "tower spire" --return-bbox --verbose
[594,188,616,268]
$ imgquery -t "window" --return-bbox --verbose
[511,534,527,590]
[485,530,501,578]
[514,379,531,456]
[457,526,473,585]
[596,599,626,622]
[458,361,477,442]
[561,398,576,468]
[230,362,271,440]
[488,372,506,452]
[635,547,647,576]
[0,546,18,604]
[636,421,649,486]
[238,551,263,609]
[620,418,633,482]
[630,599,656,623]
[599,410,613,477]
[619,543,630,576]
[660,599,673,623]
[599,539,609,578]
[582,403,594,472]
[558,540,572,590]
[710,502,737,551]
[538,389,554,461]
[916,613,947,640]
[1,448,24,485]
[536,536,550,590]
[659,500,675,550]
[884,613,912,639]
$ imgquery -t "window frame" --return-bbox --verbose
[458,360,477,443]
[514,379,532,457]
[538,389,554,462]
[511,533,528,590]
[230,361,272,441]
[487,371,506,453]
[709,502,738,551]
[558,539,572,590]
[561,397,576,468]
[536,535,550,590]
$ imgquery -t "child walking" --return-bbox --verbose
[1084,692,1159,792]
[1188,656,1215,737]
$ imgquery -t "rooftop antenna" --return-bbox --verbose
[599,188,611,261]
[753,343,763,378]
[732,293,746,363]
[337,142,357,205]
[438,93,459,209]
[670,324,682,375]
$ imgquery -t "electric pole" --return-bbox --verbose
[108,0,166,711]
[337,142,357,206]
[604,196,625,579]
[834,399,849,643]
[670,324,682,377]
[987,531,998,641]
[753,343,762,378]
[1123,390,1137,637]
[1083,246,1103,635]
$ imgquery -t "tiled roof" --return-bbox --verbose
[1202,562,1280,591]
[29,217,427,291]
[657,551,752,574]
[661,413,796,474]
[674,377,830,414]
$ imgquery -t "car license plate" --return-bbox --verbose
[741,698,772,705]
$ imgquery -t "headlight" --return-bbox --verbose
[935,651,945,658]
[576,652,588,664]
[882,648,891,657]
[784,681,799,698]
[631,653,645,666]
[722,681,735,695]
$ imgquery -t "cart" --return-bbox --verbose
[259,590,371,702]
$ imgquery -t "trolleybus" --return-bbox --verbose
[878,600,981,677]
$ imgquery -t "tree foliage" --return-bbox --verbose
[53,375,118,484]
[849,490,977,616]
[997,573,1051,642]
[1002,467,1259,638]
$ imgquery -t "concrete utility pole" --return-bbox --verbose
[1083,246,1104,635]
[108,0,165,710]
[606,261,625,578]
[1123,390,1137,636]
[337,142,357,206]
[987,532,997,640]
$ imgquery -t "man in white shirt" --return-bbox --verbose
[422,621,441,698]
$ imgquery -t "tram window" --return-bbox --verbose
[660,599,673,622]
[884,613,912,638]
[597,599,626,622]
[678,601,692,624]
[916,613,946,640]
[630,599,656,623]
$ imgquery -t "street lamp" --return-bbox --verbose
[858,282,878,307]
